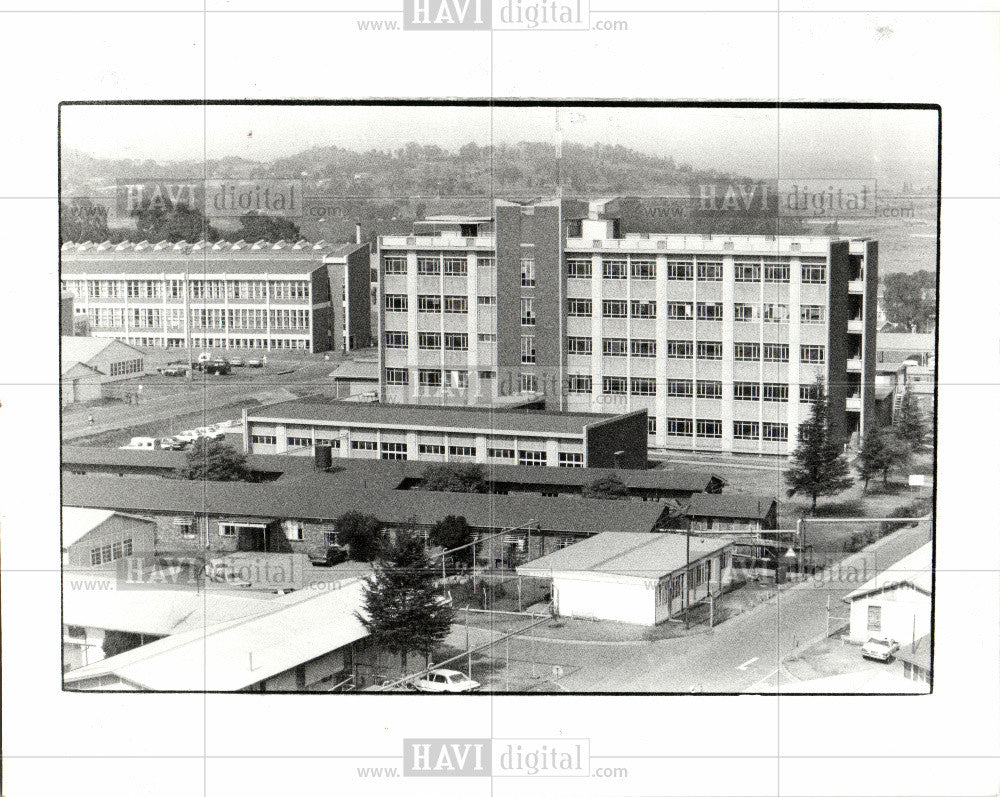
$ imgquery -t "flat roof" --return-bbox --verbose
[62,473,668,536]
[64,578,369,691]
[247,399,640,437]
[517,532,733,581]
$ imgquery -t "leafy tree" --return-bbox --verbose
[334,511,385,562]
[178,439,252,482]
[356,529,454,671]
[236,211,301,242]
[133,206,220,243]
[428,515,474,565]
[72,317,92,337]
[102,629,146,658]
[420,463,487,493]
[581,474,630,500]
[894,392,930,455]
[61,200,111,244]
[785,377,853,512]
[882,271,936,332]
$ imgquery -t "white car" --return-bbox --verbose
[861,636,900,662]
[412,668,481,693]
[175,430,201,444]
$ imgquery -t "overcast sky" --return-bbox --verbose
[61,104,937,182]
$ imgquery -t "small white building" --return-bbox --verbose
[844,542,931,645]
[517,532,735,626]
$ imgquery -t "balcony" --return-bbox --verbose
[848,279,865,294]
[846,357,863,373]
[847,318,864,334]
[846,395,862,411]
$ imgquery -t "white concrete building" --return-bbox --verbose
[844,542,931,645]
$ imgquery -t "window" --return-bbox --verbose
[800,384,821,403]
[519,449,547,467]
[697,302,723,321]
[697,380,723,399]
[417,255,441,275]
[667,301,693,320]
[419,443,445,455]
[520,335,536,364]
[800,345,826,364]
[419,369,443,387]
[448,445,476,458]
[735,260,761,282]
[602,258,627,279]
[630,258,656,280]
[477,370,496,380]
[287,436,313,449]
[695,341,722,361]
[566,336,592,355]
[251,434,276,445]
[566,374,592,394]
[283,520,304,541]
[441,333,467,351]
[383,294,408,312]
[667,340,694,359]
[325,531,340,546]
[476,255,495,269]
[520,258,536,287]
[520,373,537,393]
[315,438,341,449]
[566,258,592,278]
[763,304,789,323]
[734,382,760,401]
[667,259,693,280]
[567,298,592,317]
[734,342,760,361]
[648,417,657,435]
[763,383,789,402]
[443,295,468,314]
[351,440,378,451]
[487,447,515,460]
[521,297,535,326]
[764,262,790,283]
[381,442,408,460]
[443,257,468,276]
[384,256,407,274]
[603,300,628,318]
[733,421,759,440]
[631,377,656,396]
[667,379,693,397]
[385,368,409,385]
[801,305,825,324]
[445,370,468,389]
[418,331,441,350]
[763,343,790,362]
[867,605,882,632]
[666,417,693,437]
[385,331,408,348]
[478,295,496,306]
[734,303,758,323]
[603,337,628,357]
[630,300,656,319]
[697,260,723,281]
[630,339,656,358]
[762,422,788,442]
[417,295,442,313]
[801,261,827,284]
[696,419,722,439]
[602,376,627,395]
[559,452,584,468]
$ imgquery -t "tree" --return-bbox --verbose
[236,211,301,242]
[882,271,936,332]
[133,205,219,243]
[785,377,854,512]
[581,474,630,500]
[428,515,474,565]
[356,529,454,671]
[102,629,146,659]
[855,424,908,493]
[334,511,385,562]
[420,463,487,493]
[178,439,252,482]
[894,392,930,455]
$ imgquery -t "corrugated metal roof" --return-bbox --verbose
[686,492,777,520]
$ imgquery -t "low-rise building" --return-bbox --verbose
[61,337,145,405]
[684,493,778,532]
[844,542,931,646]
[517,532,735,625]
[62,507,156,569]
[896,635,932,687]
[243,399,649,469]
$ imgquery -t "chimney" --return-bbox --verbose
[355,223,362,245]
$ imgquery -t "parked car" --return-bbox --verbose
[861,636,900,662]
[157,365,187,376]
[197,352,214,364]
[158,437,186,450]
[203,360,231,376]
[229,357,245,367]
[412,669,481,693]
[175,430,200,444]
[119,436,163,451]
[246,357,264,368]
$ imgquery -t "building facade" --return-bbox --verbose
[377,199,878,454]
[60,239,371,354]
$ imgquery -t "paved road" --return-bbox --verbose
[464,521,931,693]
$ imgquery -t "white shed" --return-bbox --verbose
[844,542,931,646]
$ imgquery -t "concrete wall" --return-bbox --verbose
[553,574,656,624]
[346,246,374,350]
[584,410,648,468]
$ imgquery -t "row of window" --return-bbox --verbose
[385,331,472,351]
[384,368,470,388]
[384,294,470,314]
[660,419,789,441]
[89,538,133,565]
[563,257,827,283]
[108,358,143,377]
[565,337,825,363]
[383,254,494,275]
[68,279,312,301]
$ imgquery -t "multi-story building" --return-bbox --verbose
[60,239,371,353]
[377,199,878,455]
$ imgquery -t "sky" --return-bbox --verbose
[60,104,938,183]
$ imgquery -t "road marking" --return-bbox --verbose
[736,657,759,671]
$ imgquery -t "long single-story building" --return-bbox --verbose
[517,532,735,626]
[684,493,779,532]
[242,399,649,469]
[844,542,931,646]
